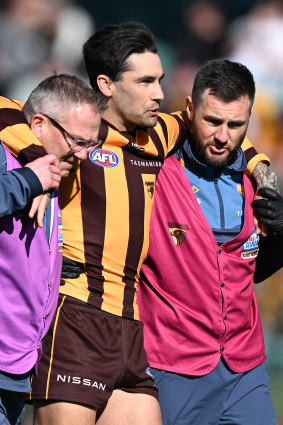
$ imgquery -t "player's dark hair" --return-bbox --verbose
[83,21,158,92]
[192,60,255,111]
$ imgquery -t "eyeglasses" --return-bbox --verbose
[44,114,102,153]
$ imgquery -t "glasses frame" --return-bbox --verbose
[44,114,102,152]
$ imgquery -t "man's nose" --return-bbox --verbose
[215,125,229,143]
[74,148,88,160]
[153,82,164,101]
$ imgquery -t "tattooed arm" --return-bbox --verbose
[252,163,281,235]
[252,162,280,193]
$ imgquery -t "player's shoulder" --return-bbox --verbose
[0,96,24,111]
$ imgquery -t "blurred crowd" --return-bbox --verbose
[0,0,94,100]
[0,0,282,415]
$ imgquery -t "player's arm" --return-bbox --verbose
[0,97,46,162]
[0,141,42,216]
[242,137,279,192]
[254,234,283,283]
[253,188,283,282]
[158,111,189,156]
[0,144,60,217]
[0,167,42,217]
[252,188,283,236]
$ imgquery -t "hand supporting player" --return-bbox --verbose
[25,154,61,192]
[27,155,61,227]
[252,188,283,236]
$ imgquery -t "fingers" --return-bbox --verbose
[254,216,261,236]
[254,216,269,237]
[29,195,42,220]
[28,193,51,228]
[50,165,61,190]
[257,187,283,202]
[252,199,278,212]
[252,206,278,220]
[36,194,51,228]
[25,154,61,192]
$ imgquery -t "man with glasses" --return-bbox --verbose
[44,115,102,155]
[0,73,103,425]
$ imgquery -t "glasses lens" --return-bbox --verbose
[70,139,102,153]
[87,140,102,149]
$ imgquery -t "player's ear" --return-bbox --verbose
[30,114,46,139]
[186,96,194,121]
[97,75,114,98]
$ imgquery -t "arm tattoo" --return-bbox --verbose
[252,163,280,192]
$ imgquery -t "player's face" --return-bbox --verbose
[41,104,101,177]
[187,89,251,169]
[108,52,164,131]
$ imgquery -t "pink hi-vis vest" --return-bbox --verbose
[0,145,62,374]
[138,155,265,375]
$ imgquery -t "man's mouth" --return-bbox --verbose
[148,109,159,117]
[210,144,227,154]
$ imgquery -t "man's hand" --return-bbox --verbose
[252,188,283,236]
[25,154,61,192]
[61,256,85,279]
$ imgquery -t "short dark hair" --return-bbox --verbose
[83,21,158,92]
[192,60,255,111]
[23,73,107,123]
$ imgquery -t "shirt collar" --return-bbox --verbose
[175,138,247,173]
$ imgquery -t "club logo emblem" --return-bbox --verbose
[145,181,155,199]
[167,222,189,246]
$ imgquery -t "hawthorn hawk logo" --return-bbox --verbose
[145,181,155,199]
[167,221,189,246]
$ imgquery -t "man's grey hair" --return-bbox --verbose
[23,73,107,123]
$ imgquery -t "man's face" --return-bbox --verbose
[107,52,164,131]
[187,89,252,169]
[37,104,101,177]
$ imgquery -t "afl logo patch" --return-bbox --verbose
[89,149,119,168]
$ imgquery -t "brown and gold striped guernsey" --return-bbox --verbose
[0,97,270,320]
[60,114,187,319]
[0,97,47,162]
